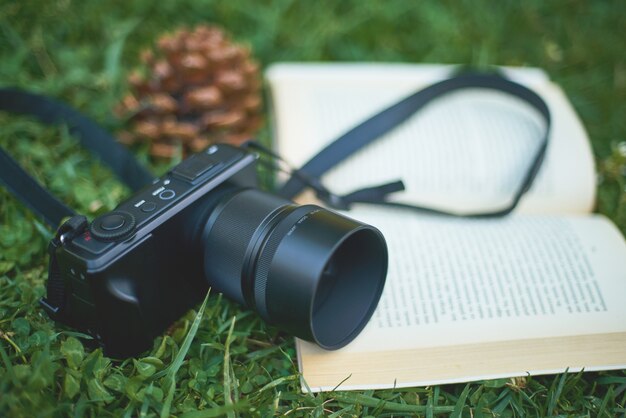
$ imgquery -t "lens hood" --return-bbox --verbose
[262,207,388,349]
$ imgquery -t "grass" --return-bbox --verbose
[0,0,625,416]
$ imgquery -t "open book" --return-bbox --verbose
[265,63,626,392]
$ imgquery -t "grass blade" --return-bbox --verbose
[256,374,299,394]
[160,291,210,418]
[334,392,455,414]
[547,370,569,416]
[223,316,236,418]
[450,384,471,418]
[426,388,434,418]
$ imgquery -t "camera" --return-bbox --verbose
[41,144,388,357]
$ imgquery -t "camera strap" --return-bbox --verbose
[0,88,154,227]
[274,72,551,217]
[0,73,550,225]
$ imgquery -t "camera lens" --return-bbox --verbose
[199,188,388,349]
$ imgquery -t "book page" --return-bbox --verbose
[297,209,626,390]
[335,208,626,349]
[266,63,596,214]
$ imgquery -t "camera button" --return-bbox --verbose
[90,211,136,241]
[158,189,176,200]
[100,214,126,231]
[141,202,157,213]
[171,152,219,182]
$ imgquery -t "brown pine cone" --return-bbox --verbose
[118,25,262,159]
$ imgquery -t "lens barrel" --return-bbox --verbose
[201,188,388,349]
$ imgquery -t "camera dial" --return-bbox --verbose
[90,211,136,241]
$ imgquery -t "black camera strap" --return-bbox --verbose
[0,73,550,226]
[0,88,154,227]
[274,72,551,217]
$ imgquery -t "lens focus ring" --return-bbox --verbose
[202,189,291,306]
[250,206,317,320]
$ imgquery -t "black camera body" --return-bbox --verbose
[42,144,388,358]
[43,145,256,356]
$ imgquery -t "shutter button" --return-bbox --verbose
[100,214,126,230]
[90,211,136,241]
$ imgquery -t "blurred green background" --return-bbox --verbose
[1,1,625,416]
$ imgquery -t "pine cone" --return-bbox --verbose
[118,25,262,159]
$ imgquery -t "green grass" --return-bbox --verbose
[1,1,625,416]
